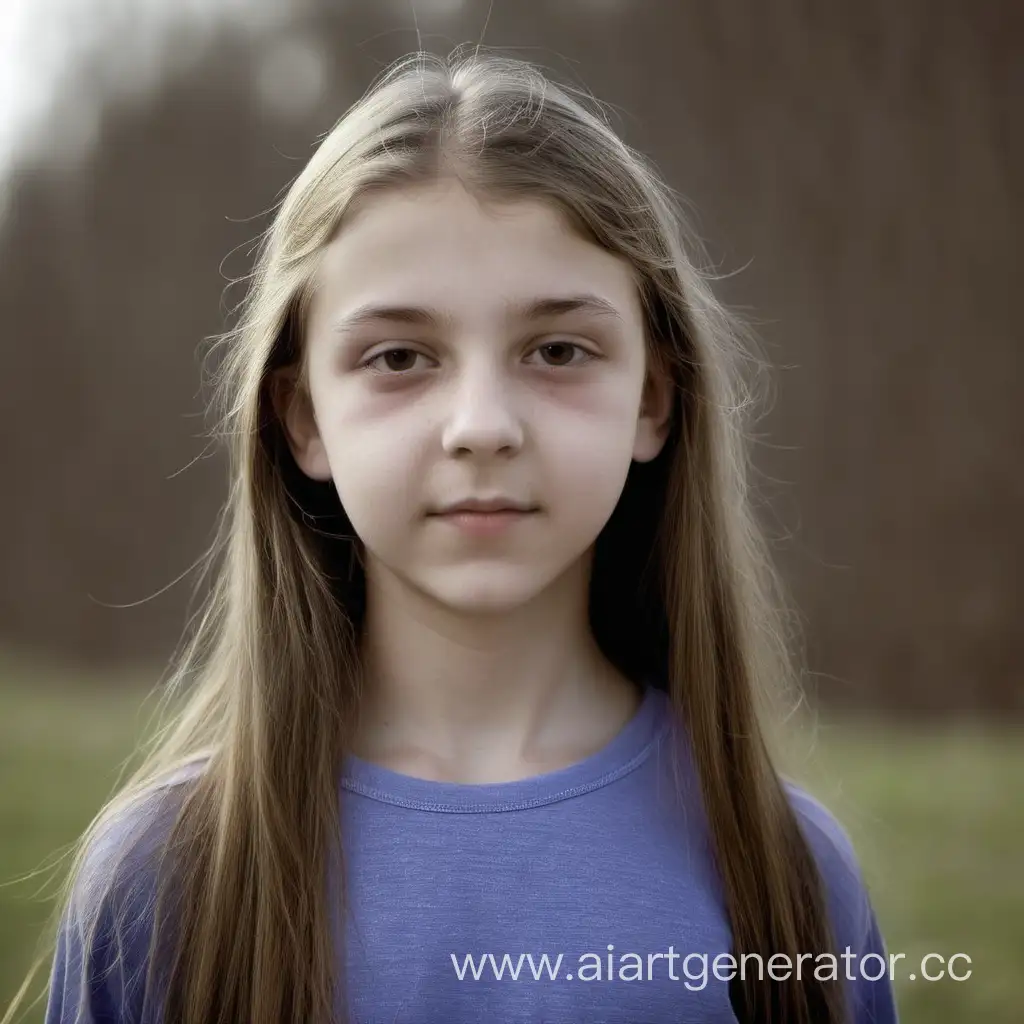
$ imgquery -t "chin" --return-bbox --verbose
[417,567,556,615]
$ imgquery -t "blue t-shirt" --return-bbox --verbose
[46,684,899,1023]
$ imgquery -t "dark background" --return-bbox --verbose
[2,0,1019,716]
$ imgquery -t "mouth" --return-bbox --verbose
[427,502,540,535]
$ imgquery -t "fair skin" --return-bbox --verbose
[276,177,673,784]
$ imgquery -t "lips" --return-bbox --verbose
[430,498,538,515]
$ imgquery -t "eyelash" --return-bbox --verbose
[358,341,596,376]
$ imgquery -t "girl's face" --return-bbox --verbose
[279,178,671,613]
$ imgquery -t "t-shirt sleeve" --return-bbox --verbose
[851,903,900,1024]
[45,899,127,1024]
[784,782,900,1024]
[43,787,182,1024]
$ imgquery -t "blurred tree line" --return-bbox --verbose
[0,0,1019,714]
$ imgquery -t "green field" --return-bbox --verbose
[1,662,1021,1023]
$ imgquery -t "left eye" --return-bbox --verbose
[527,342,592,367]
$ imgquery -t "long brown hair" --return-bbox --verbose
[6,47,845,1024]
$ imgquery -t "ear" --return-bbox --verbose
[632,357,675,463]
[270,367,333,481]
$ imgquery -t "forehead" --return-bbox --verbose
[310,179,642,328]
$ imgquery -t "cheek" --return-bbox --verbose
[536,387,642,514]
[546,425,636,514]
[317,410,431,530]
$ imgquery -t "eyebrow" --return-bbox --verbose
[329,293,625,336]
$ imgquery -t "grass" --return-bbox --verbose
[793,715,1024,1021]
[0,658,1021,1023]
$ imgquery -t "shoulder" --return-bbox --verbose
[47,760,208,1023]
[781,780,874,954]
[782,782,864,881]
[72,759,207,915]
[782,781,901,1022]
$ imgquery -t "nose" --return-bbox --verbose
[440,362,524,457]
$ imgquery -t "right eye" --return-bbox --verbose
[360,347,431,375]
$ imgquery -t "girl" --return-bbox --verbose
[8,48,898,1024]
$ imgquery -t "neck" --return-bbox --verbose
[352,552,640,782]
